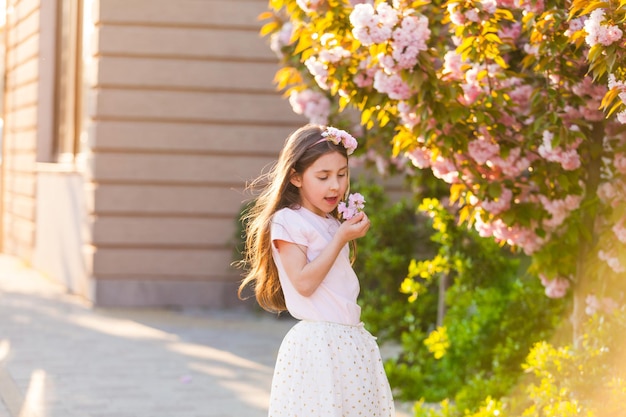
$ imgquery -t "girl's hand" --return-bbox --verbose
[337,211,370,243]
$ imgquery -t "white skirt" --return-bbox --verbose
[268,320,395,417]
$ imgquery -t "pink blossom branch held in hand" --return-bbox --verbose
[338,193,366,220]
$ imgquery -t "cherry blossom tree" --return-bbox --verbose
[261,0,626,340]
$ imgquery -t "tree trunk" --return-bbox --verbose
[571,122,604,346]
[437,273,448,328]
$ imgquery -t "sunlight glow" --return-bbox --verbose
[0,340,9,362]
[18,369,46,417]
[167,342,270,372]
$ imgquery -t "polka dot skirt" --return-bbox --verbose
[268,321,395,417]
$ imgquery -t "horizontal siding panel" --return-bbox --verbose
[6,81,38,109]
[4,211,35,240]
[97,0,266,29]
[6,33,39,70]
[3,240,33,260]
[5,194,36,221]
[90,184,248,216]
[5,153,36,172]
[6,0,40,27]
[89,121,290,154]
[95,25,274,61]
[88,153,275,183]
[4,172,36,195]
[5,130,37,151]
[91,89,301,124]
[88,184,246,216]
[92,247,232,276]
[6,57,38,86]
[6,104,37,130]
[92,216,237,246]
[96,56,278,92]
[6,8,40,48]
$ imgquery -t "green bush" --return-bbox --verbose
[372,198,566,412]
[419,309,626,417]
[351,179,438,341]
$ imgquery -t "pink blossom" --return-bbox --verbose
[460,82,482,105]
[431,156,459,183]
[481,187,512,215]
[597,181,617,203]
[491,148,531,178]
[407,147,431,168]
[614,153,626,174]
[612,219,626,243]
[477,217,544,255]
[353,58,376,87]
[519,0,544,13]
[442,51,465,80]
[468,138,500,164]
[350,3,397,46]
[538,130,581,171]
[322,127,358,155]
[585,294,601,315]
[584,9,623,47]
[573,76,607,100]
[579,101,605,122]
[565,17,585,37]
[378,54,396,72]
[539,195,579,229]
[564,195,582,211]
[373,153,389,175]
[338,192,366,220]
[603,297,620,314]
[607,74,626,123]
[464,8,480,22]
[447,3,465,25]
[289,89,330,125]
[305,57,330,90]
[495,0,516,7]
[539,274,570,298]
[480,0,497,14]
[585,294,618,315]
[509,84,533,112]
[373,70,412,100]
[386,14,430,70]
[608,73,626,92]
[318,46,351,63]
[296,0,324,13]
[270,23,294,57]
[498,22,521,42]
[600,25,623,46]
[398,101,419,129]
[598,249,626,273]
[560,149,581,170]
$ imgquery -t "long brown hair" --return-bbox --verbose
[237,124,349,313]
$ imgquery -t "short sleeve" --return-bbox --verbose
[271,209,309,248]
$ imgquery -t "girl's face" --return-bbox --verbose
[290,151,349,217]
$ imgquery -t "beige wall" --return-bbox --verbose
[86,0,304,306]
[2,0,46,261]
[1,0,307,307]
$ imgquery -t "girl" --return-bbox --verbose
[238,124,395,416]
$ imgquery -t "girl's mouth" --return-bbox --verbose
[325,197,338,205]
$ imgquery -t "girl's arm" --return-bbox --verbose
[275,212,370,297]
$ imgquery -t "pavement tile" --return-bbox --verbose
[0,255,413,417]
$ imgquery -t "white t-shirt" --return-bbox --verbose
[271,207,361,325]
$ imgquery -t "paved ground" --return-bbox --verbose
[0,255,413,417]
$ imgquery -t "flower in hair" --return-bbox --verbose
[322,127,358,155]
[338,193,366,220]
